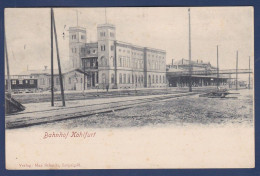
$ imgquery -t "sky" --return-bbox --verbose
[5,7,254,78]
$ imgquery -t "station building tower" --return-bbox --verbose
[69,26,87,69]
[97,23,116,88]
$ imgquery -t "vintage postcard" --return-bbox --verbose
[4,7,254,169]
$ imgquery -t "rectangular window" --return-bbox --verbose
[81,48,85,53]
[72,35,76,39]
[100,32,106,37]
[30,80,34,84]
[101,45,106,51]
[81,35,85,40]
[123,74,126,84]
[19,80,23,84]
[12,80,16,85]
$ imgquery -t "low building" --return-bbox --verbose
[166,59,231,87]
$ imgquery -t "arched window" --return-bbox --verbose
[163,76,165,83]
[152,75,154,84]
[120,58,122,67]
[148,75,151,87]
[111,74,115,83]
[123,74,126,84]
[100,56,106,66]
[110,56,115,67]
[156,75,158,83]
[128,74,130,83]
[119,73,122,84]
[102,73,106,84]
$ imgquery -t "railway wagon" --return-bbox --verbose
[5,79,38,93]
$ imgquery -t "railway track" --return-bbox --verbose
[6,92,199,129]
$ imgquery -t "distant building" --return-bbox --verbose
[166,58,230,87]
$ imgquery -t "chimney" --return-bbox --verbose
[44,66,48,70]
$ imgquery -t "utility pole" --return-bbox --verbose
[188,8,192,92]
[249,56,251,89]
[76,9,79,26]
[5,32,11,95]
[236,50,238,90]
[83,59,86,90]
[217,45,219,88]
[51,8,54,106]
[52,8,66,106]
[105,8,107,24]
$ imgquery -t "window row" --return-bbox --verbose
[39,78,60,85]
[11,80,35,85]
[148,61,164,70]
[100,31,115,37]
[85,49,96,54]
[148,75,165,84]
[147,54,165,59]
[68,77,83,84]
[71,34,85,40]
[117,74,144,84]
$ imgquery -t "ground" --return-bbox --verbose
[32,88,253,129]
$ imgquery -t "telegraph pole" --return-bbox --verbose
[5,32,11,95]
[105,8,107,24]
[83,59,86,90]
[236,51,238,90]
[217,45,219,88]
[248,56,250,89]
[52,8,66,106]
[188,8,192,92]
[51,8,54,106]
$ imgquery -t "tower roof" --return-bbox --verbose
[97,23,115,29]
[69,26,86,33]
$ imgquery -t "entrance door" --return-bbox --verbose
[87,74,91,88]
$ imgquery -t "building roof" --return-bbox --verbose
[97,23,116,28]
[116,40,166,53]
[18,67,82,76]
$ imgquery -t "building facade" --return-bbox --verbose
[167,59,230,87]
[7,23,167,92]
[69,23,167,90]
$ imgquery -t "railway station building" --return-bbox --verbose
[69,23,167,90]
[7,23,167,92]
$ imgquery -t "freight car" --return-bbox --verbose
[5,79,38,94]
